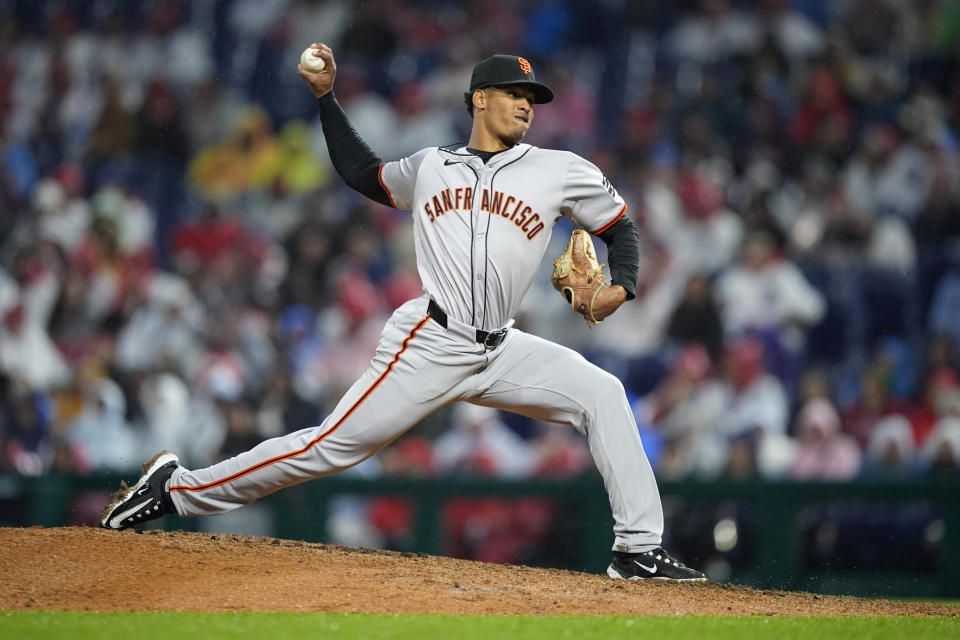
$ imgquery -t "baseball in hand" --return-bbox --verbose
[300,47,326,72]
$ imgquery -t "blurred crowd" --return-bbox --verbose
[3,0,960,506]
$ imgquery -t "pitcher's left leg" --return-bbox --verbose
[471,330,663,553]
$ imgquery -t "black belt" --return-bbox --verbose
[427,299,508,350]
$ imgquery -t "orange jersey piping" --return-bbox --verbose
[378,163,398,208]
[591,204,628,235]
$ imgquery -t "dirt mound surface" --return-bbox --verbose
[0,527,955,616]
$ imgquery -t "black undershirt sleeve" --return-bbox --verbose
[596,216,640,301]
[316,91,393,207]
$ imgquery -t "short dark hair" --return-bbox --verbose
[464,91,475,118]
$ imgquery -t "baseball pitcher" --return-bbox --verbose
[101,46,705,582]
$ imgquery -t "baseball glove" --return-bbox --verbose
[551,228,607,325]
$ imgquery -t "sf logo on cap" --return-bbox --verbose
[518,57,532,74]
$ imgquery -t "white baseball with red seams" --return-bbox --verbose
[166,142,665,553]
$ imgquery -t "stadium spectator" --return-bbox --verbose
[715,230,825,362]
[434,404,534,478]
[1,377,53,476]
[114,273,205,376]
[64,377,138,472]
[842,361,911,448]
[788,398,862,481]
[861,414,917,477]
[648,344,728,479]
[919,417,960,476]
[0,251,69,390]
[907,366,960,447]
[528,421,591,478]
[665,272,724,363]
[666,0,761,66]
[714,338,789,439]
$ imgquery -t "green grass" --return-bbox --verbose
[2,611,959,640]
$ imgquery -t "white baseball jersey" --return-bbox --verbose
[379,143,627,330]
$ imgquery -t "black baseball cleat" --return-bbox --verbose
[99,451,180,530]
[607,547,707,581]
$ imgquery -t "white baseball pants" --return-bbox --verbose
[168,295,664,552]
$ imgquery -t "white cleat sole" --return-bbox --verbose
[606,564,708,582]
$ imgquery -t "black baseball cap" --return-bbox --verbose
[468,54,554,104]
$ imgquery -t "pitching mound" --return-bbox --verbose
[0,527,954,616]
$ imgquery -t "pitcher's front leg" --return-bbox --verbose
[473,330,664,552]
